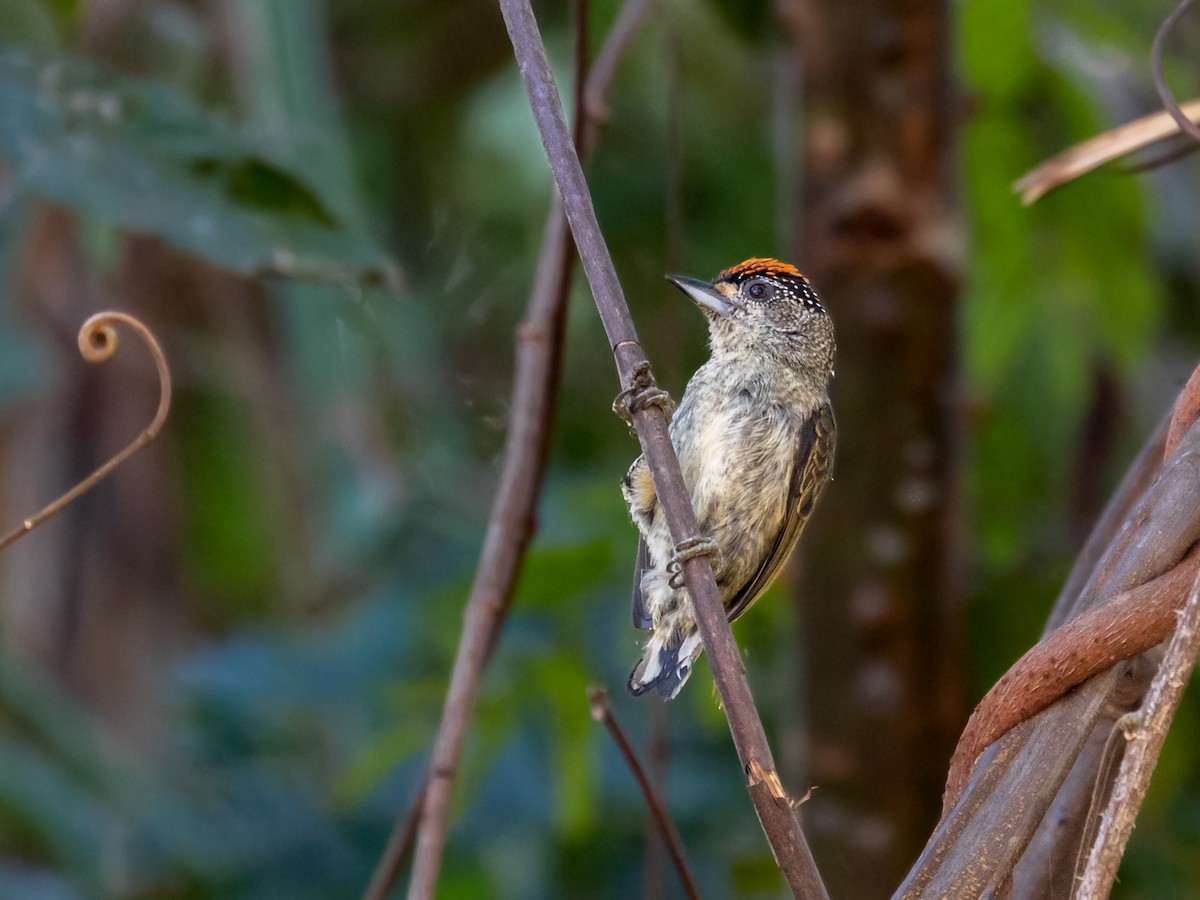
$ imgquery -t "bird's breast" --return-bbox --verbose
[672,382,801,534]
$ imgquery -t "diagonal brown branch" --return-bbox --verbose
[1015,0,1200,205]
[389,4,654,900]
[495,1,829,896]
[1013,99,1200,205]
[587,687,702,900]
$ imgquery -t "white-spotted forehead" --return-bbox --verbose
[716,263,825,314]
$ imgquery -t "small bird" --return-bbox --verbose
[622,257,836,699]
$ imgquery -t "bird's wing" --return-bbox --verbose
[632,537,652,629]
[624,455,658,629]
[725,402,836,623]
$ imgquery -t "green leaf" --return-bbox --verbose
[0,42,397,286]
[213,157,337,227]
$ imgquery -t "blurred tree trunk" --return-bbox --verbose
[778,0,966,894]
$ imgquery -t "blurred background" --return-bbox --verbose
[0,0,1198,897]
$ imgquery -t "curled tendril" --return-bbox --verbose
[1152,0,1200,147]
[0,312,172,552]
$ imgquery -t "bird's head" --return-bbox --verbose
[667,258,834,376]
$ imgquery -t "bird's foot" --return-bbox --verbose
[612,361,675,434]
[667,536,720,589]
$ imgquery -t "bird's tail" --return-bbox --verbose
[628,626,705,699]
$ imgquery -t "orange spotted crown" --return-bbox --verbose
[717,257,804,283]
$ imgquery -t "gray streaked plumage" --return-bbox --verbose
[622,258,836,699]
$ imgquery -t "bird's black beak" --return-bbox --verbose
[666,275,737,318]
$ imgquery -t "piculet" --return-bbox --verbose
[622,257,836,698]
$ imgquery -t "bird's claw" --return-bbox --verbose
[667,536,720,589]
[612,361,675,435]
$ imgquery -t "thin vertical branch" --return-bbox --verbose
[361,776,427,900]
[1075,567,1200,898]
[391,4,654,899]
[572,0,591,150]
[368,202,574,900]
[495,1,829,896]
[587,687,702,900]
[400,189,570,900]
[641,700,671,900]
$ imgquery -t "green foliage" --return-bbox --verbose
[960,0,1163,571]
[0,41,394,285]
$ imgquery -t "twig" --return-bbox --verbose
[572,0,591,152]
[1013,99,1200,204]
[1071,718,1136,891]
[1152,0,1200,147]
[1013,0,1200,208]
[587,687,702,900]
[495,2,829,897]
[361,775,427,900]
[642,698,671,900]
[0,312,171,551]
[1075,566,1200,899]
[1117,140,1200,175]
[582,0,648,128]
[400,190,571,900]
[373,203,573,900]
[393,4,653,900]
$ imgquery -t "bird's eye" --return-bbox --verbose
[748,281,768,300]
